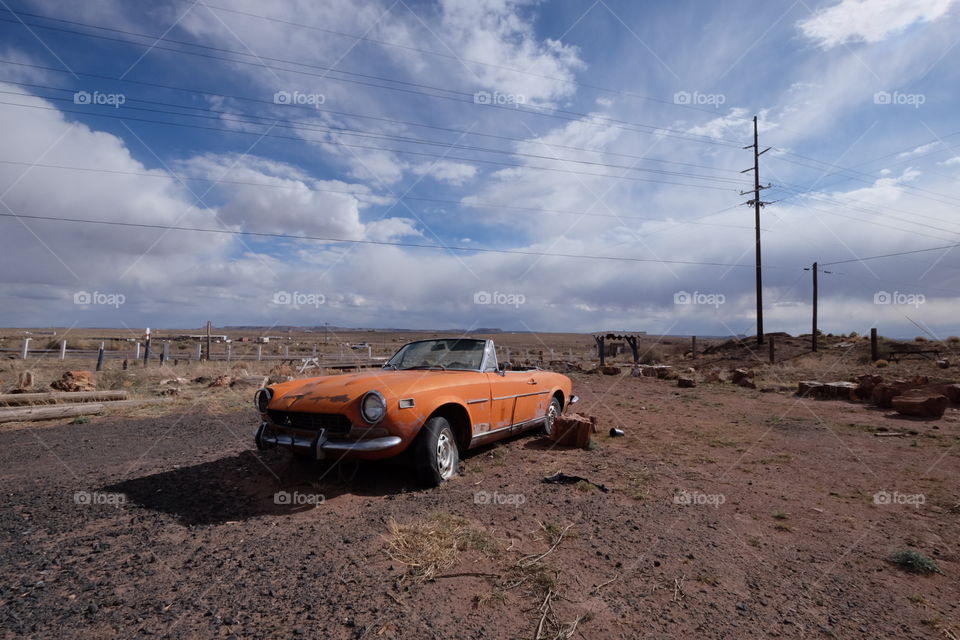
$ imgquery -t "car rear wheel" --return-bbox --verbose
[414,416,459,486]
[542,397,562,437]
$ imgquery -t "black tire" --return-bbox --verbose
[542,397,562,437]
[413,416,459,486]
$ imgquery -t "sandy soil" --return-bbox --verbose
[1,358,958,639]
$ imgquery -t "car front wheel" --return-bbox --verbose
[542,397,562,437]
[414,416,459,486]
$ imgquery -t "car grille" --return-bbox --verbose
[267,410,352,434]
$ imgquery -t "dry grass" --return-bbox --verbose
[386,512,497,583]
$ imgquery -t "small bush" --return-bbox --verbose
[948,336,960,344]
[638,347,663,365]
[875,359,889,368]
[849,331,859,338]
[890,549,940,574]
[915,336,928,343]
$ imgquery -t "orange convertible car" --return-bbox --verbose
[254,338,577,485]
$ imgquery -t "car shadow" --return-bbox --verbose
[103,449,420,526]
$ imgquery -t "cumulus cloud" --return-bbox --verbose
[798,0,958,48]
[411,160,477,185]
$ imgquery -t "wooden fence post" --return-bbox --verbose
[871,328,879,362]
[257,345,263,361]
[194,343,202,361]
[768,336,775,364]
[60,340,67,360]
[96,343,105,372]
[21,338,30,359]
[134,342,141,360]
[143,340,151,368]
[691,336,697,357]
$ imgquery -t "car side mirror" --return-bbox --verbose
[498,361,511,376]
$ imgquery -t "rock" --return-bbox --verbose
[731,369,753,385]
[941,384,960,404]
[550,413,593,449]
[797,381,823,398]
[17,370,34,390]
[823,381,858,401]
[891,395,949,419]
[871,383,904,408]
[737,377,757,389]
[230,375,269,389]
[937,359,950,369]
[600,366,621,376]
[208,375,233,388]
[855,374,883,400]
[156,387,179,396]
[653,365,672,379]
[50,371,96,392]
[677,377,696,388]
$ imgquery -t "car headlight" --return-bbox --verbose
[361,390,386,424]
[255,388,273,413]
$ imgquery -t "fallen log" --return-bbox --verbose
[0,398,174,423]
[0,403,106,424]
[0,390,129,407]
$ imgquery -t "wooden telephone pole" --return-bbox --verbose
[742,116,771,346]
[804,262,831,352]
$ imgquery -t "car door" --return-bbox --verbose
[510,370,551,427]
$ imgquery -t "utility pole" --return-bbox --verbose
[205,320,212,362]
[804,262,831,353]
[741,116,771,345]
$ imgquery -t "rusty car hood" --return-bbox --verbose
[268,368,484,412]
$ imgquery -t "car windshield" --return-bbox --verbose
[385,339,486,371]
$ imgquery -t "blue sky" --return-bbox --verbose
[0,0,958,338]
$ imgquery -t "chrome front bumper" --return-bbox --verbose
[254,422,402,459]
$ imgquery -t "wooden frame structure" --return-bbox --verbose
[592,332,645,367]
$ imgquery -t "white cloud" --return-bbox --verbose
[798,0,958,48]
[411,161,477,185]
[897,142,939,158]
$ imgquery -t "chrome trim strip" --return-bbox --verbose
[492,390,550,401]
[323,436,403,452]
[466,398,489,404]
[468,416,547,448]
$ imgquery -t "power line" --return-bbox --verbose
[155,0,755,122]
[0,158,763,230]
[0,210,784,268]
[0,82,753,187]
[0,98,746,191]
[0,60,747,177]
[0,11,746,150]
[822,243,960,266]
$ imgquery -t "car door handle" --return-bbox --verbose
[527,379,538,385]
